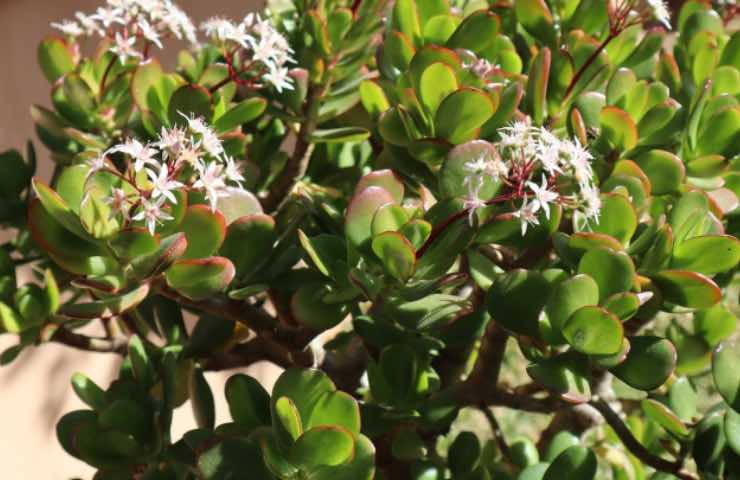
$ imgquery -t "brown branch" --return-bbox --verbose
[263,84,322,212]
[202,337,294,371]
[152,280,315,366]
[590,399,699,480]
[50,328,127,354]
[481,406,512,462]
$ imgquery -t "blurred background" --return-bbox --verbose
[0,1,271,478]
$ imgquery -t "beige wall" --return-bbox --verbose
[0,1,274,478]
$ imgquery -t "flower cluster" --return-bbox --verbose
[200,14,295,92]
[88,114,246,234]
[463,121,601,235]
[51,0,197,63]
[610,0,672,30]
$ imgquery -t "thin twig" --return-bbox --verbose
[590,399,699,480]
[481,406,512,462]
[51,328,127,354]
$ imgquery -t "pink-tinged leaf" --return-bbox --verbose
[165,256,235,300]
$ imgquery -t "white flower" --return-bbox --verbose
[467,58,495,79]
[87,152,109,176]
[146,164,183,204]
[581,185,601,221]
[51,20,84,37]
[181,113,223,157]
[527,175,559,219]
[110,138,157,171]
[192,161,226,211]
[175,142,201,166]
[133,197,173,234]
[105,188,130,220]
[156,126,187,158]
[137,19,163,49]
[110,32,142,64]
[93,6,125,28]
[646,0,671,29]
[513,197,540,236]
[463,182,486,226]
[263,66,294,92]
[223,156,245,187]
[75,12,103,36]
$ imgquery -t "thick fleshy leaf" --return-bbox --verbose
[577,248,635,301]
[446,10,499,53]
[311,127,371,144]
[359,80,390,118]
[610,336,676,391]
[131,232,188,278]
[399,220,432,250]
[109,228,160,261]
[165,257,235,300]
[190,364,215,429]
[392,0,422,46]
[652,270,721,309]
[634,150,685,195]
[692,411,727,471]
[448,431,481,475]
[214,97,267,133]
[668,377,697,421]
[355,170,405,204]
[695,304,737,346]
[543,446,597,480]
[419,62,458,115]
[168,84,213,127]
[641,398,689,437]
[600,106,637,151]
[372,232,416,282]
[225,373,271,431]
[488,269,550,338]
[37,36,75,82]
[58,284,150,320]
[601,292,641,321]
[180,205,227,259]
[291,426,354,469]
[414,217,474,279]
[297,232,347,280]
[435,88,495,143]
[526,47,551,125]
[713,340,740,412]
[219,214,276,281]
[527,354,591,403]
[70,373,106,411]
[563,306,623,355]
[130,59,164,112]
[345,186,395,249]
[726,409,740,455]
[440,140,501,200]
[515,0,555,45]
[371,204,409,236]
[291,283,348,330]
[32,178,90,240]
[590,193,637,246]
[670,235,740,275]
[545,274,600,341]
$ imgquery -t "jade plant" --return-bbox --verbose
[3,0,740,478]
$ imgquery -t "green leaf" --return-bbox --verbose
[652,270,721,309]
[488,269,550,338]
[577,248,635,301]
[199,438,272,480]
[692,411,727,471]
[591,193,637,246]
[545,274,600,342]
[668,377,697,421]
[527,354,591,403]
[359,80,390,118]
[190,364,215,429]
[544,432,580,462]
[435,88,495,143]
[448,431,481,475]
[695,304,737,346]
[440,140,501,200]
[419,62,458,115]
[355,170,405,204]
[58,284,150,320]
[214,97,267,133]
[526,47,551,126]
[272,368,336,429]
[515,0,555,45]
[297,232,347,280]
[392,0,422,46]
[220,214,276,281]
[371,204,410,236]
[634,150,685,195]
[726,409,740,456]
[696,106,740,157]
[713,340,740,412]
[180,205,227,259]
[345,186,396,250]
[32,178,91,240]
[275,396,304,442]
[563,306,624,355]
[109,228,160,261]
[372,232,416,282]
[414,217,474,279]
[70,372,106,411]
[37,36,75,82]
[601,292,642,321]
[599,106,637,151]
[0,150,31,199]
[131,58,164,112]
[446,10,499,53]
[610,336,676,391]
[310,127,371,143]
[165,257,235,300]
[641,398,689,437]
[670,235,740,275]
[225,373,271,431]
[291,283,348,330]
[168,84,213,126]
[543,446,597,480]
[292,426,355,469]
[132,232,188,278]
[128,334,154,388]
